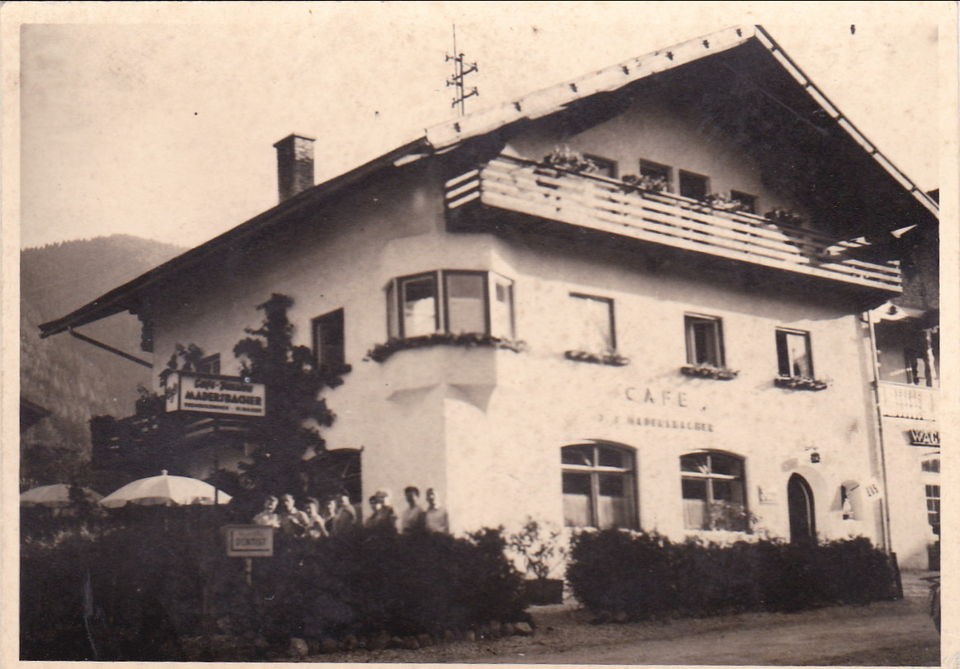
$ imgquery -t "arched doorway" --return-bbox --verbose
[788,474,816,543]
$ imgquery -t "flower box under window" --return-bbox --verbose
[681,363,738,380]
[366,332,525,363]
[564,350,630,367]
[774,374,829,391]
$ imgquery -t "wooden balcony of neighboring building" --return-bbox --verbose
[445,156,902,295]
[878,382,939,422]
[90,410,253,474]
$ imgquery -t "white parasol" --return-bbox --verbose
[20,483,102,508]
[100,470,232,508]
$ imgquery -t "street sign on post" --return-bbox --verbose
[223,524,274,557]
[223,524,274,586]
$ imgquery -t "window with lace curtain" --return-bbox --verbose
[681,451,748,531]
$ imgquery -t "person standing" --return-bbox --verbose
[321,496,339,535]
[302,497,329,539]
[424,488,449,534]
[252,495,281,528]
[400,486,426,533]
[278,493,308,537]
[331,493,357,535]
[364,490,397,531]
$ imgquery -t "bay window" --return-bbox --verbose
[387,270,514,339]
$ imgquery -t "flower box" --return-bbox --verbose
[565,350,630,367]
[774,375,829,391]
[704,193,744,212]
[365,333,526,363]
[680,364,738,380]
[619,173,669,194]
[542,146,599,174]
[764,208,805,227]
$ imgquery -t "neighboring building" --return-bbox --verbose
[40,26,937,548]
[867,212,940,569]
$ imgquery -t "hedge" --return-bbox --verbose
[566,530,899,620]
[21,510,526,661]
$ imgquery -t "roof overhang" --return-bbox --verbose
[39,137,430,338]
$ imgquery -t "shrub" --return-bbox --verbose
[21,513,526,660]
[567,530,898,621]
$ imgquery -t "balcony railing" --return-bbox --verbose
[878,383,938,422]
[445,156,901,293]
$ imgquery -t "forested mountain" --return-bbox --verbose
[20,235,185,488]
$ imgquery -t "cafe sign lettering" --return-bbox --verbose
[908,429,940,447]
[166,371,266,417]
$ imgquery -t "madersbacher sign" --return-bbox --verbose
[166,371,266,417]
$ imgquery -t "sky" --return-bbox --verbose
[15,2,949,249]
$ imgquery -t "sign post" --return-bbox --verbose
[222,525,274,586]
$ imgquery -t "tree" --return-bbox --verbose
[232,294,346,499]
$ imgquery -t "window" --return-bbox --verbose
[921,457,940,473]
[197,353,220,375]
[585,154,617,178]
[925,484,940,531]
[313,308,346,371]
[570,293,616,353]
[445,272,487,334]
[562,444,637,529]
[387,271,515,339]
[681,451,747,531]
[685,315,724,366]
[398,273,439,337]
[776,328,813,377]
[679,170,709,200]
[639,159,672,187]
[730,190,757,214]
[491,275,515,339]
[875,320,939,387]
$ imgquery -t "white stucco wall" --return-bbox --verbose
[881,413,939,569]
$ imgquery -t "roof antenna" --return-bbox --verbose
[446,24,479,116]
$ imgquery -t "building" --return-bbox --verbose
[867,206,940,568]
[40,26,937,548]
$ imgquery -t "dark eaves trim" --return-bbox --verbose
[38,136,432,338]
[753,25,939,219]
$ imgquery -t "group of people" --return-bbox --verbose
[367,486,449,534]
[251,486,448,537]
[252,492,358,539]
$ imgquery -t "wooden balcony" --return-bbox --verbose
[445,156,901,294]
[878,383,938,422]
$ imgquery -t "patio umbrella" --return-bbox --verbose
[20,483,102,508]
[100,470,232,508]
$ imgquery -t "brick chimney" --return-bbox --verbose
[273,133,315,202]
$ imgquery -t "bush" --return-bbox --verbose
[567,530,898,621]
[21,513,526,660]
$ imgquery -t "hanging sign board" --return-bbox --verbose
[223,525,274,557]
[862,478,884,501]
[166,371,265,417]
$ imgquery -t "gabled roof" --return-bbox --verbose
[39,24,937,340]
